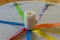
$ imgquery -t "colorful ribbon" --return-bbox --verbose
[0,20,24,26]
[14,3,24,21]
[9,28,27,40]
[38,4,49,20]
[34,23,60,29]
[26,30,32,40]
[10,3,57,40]
[33,30,56,40]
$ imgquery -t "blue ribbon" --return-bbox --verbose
[0,20,24,26]
[26,30,32,40]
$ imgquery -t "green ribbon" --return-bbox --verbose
[14,3,24,21]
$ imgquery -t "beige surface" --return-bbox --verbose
[0,2,60,40]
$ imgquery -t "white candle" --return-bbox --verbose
[24,10,36,30]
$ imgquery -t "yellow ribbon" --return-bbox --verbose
[32,30,56,40]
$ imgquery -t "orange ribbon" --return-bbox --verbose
[34,23,60,29]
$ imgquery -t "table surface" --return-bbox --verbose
[0,1,60,40]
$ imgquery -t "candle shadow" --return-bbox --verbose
[32,32,37,40]
[41,27,60,35]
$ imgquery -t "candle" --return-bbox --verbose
[24,10,36,30]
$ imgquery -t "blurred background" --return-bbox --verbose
[0,0,60,6]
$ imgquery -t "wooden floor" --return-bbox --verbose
[0,0,16,5]
[0,0,60,6]
[0,0,31,5]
